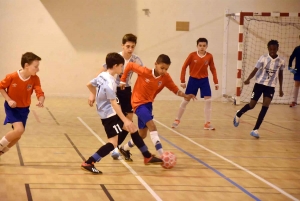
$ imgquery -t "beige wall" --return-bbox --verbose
[0,0,299,100]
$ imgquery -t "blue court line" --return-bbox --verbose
[159,135,261,201]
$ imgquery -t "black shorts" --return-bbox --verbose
[251,83,275,101]
[117,86,133,115]
[101,115,124,139]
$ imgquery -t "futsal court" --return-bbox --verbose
[0,97,299,201]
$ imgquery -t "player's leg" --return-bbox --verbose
[111,87,133,159]
[234,83,261,127]
[290,77,300,107]
[81,116,121,174]
[172,77,198,128]
[250,86,274,138]
[199,77,214,130]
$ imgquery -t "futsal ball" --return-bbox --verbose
[161,151,176,169]
[111,151,120,160]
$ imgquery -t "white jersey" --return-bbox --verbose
[90,72,117,119]
[103,52,143,87]
[254,54,285,87]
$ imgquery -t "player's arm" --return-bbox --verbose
[0,75,16,108]
[180,54,192,89]
[244,68,258,85]
[87,79,97,107]
[165,75,196,101]
[288,48,296,69]
[34,77,45,107]
[120,62,145,89]
[278,69,284,97]
[208,55,219,90]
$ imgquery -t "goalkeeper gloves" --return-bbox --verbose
[288,67,297,74]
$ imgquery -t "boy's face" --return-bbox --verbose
[154,62,170,76]
[25,60,40,75]
[122,41,136,55]
[113,63,124,74]
[268,45,278,57]
[197,42,208,54]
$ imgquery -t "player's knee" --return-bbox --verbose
[140,132,147,139]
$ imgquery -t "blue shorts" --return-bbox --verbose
[185,77,211,98]
[294,74,300,81]
[3,101,30,127]
[135,102,153,129]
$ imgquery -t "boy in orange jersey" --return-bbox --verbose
[0,52,45,156]
[118,54,195,158]
[172,38,219,130]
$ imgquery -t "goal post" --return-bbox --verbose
[225,12,300,105]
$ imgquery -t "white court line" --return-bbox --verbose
[77,117,162,201]
[154,119,299,201]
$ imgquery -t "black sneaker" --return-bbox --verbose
[144,155,163,165]
[119,147,133,162]
[81,162,102,174]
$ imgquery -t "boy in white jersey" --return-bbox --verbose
[82,53,162,174]
[91,34,143,161]
[233,40,284,138]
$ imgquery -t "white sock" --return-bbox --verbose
[150,131,163,156]
[176,99,189,120]
[204,98,212,123]
[123,139,135,151]
[292,86,299,103]
[0,137,10,151]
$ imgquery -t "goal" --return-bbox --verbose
[229,12,300,105]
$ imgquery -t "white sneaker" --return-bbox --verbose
[171,119,180,128]
[250,130,259,138]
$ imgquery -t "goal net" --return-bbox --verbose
[239,13,300,104]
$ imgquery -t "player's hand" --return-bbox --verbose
[120,83,126,90]
[123,119,137,133]
[215,85,219,90]
[88,94,95,107]
[244,79,250,85]
[180,83,186,89]
[185,94,197,101]
[8,100,17,108]
[279,90,284,97]
[36,101,44,107]
[289,68,297,74]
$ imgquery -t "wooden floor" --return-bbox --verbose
[0,97,299,201]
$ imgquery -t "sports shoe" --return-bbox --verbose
[250,130,260,138]
[81,162,102,174]
[233,111,240,127]
[111,149,120,160]
[171,119,180,128]
[204,122,215,130]
[119,147,133,162]
[144,155,163,165]
[290,102,297,107]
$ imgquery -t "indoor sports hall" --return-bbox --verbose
[0,1,299,201]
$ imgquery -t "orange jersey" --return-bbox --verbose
[180,52,218,84]
[0,70,44,107]
[121,62,179,111]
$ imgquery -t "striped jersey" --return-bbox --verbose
[90,71,117,119]
[255,54,285,87]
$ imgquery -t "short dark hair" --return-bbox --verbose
[156,54,171,65]
[21,52,41,68]
[122,33,137,45]
[106,52,125,69]
[267,40,279,48]
[197,38,208,45]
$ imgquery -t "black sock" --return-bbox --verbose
[131,131,151,158]
[237,104,252,117]
[86,143,114,164]
[253,106,269,130]
[118,130,129,147]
